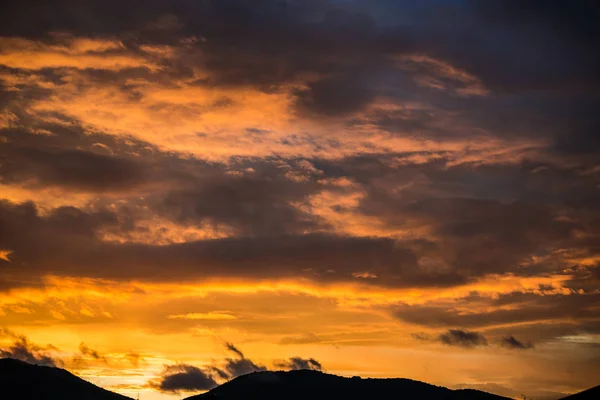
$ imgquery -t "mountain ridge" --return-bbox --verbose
[185,369,512,400]
[1,357,597,400]
[0,357,132,400]
[558,385,600,399]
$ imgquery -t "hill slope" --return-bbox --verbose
[0,358,132,400]
[560,385,600,400]
[185,370,511,400]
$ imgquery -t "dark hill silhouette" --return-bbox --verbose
[185,369,511,400]
[559,385,600,400]
[3,356,597,400]
[0,358,132,400]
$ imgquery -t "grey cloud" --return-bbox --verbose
[395,293,600,344]
[500,336,534,350]
[294,73,375,117]
[222,342,267,378]
[438,329,487,348]
[225,343,245,360]
[275,357,323,371]
[0,333,62,367]
[222,357,267,378]
[78,342,107,361]
[150,343,271,392]
[0,1,402,115]
[151,364,218,393]
[157,172,325,236]
[0,119,326,235]
[336,156,600,281]
[1,0,598,154]
[1,147,145,192]
[0,117,170,193]
[0,2,599,349]
[467,0,600,92]
[1,110,340,236]
[0,198,468,289]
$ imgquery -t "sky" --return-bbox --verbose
[0,1,599,399]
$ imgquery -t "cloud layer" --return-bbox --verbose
[0,1,599,398]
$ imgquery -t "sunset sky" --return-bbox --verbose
[0,1,599,399]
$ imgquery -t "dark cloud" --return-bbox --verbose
[379,0,600,95]
[78,342,107,361]
[1,135,598,294]
[500,336,534,350]
[0,117,215,194]
[225,343,245,360]
[149,343,274,392]
[438,329,487,348]
[275,357,323,371]
[157,172,324,236]
[1,0,598,153]
[222,342,267,378]
[294,73,375,116]
[0,0,404,115]
[0,119,327,235]
[0,147,145,192]
[0,2,599,372]
[0,198,469,289]
[394,293,600,332]
[222,357,267,378]
[151,364,218,393]
[337,156,600,282]
[0,332,62,367]
[421,0,600,154]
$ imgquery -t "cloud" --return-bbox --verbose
[157,172,325,236]
[148,343,275,393]
[0,332,62,367]
[438,329,488,348]
[150,364,218,393]
[294,73,375,117]
[275,357,323,371]
[125,352,142,367]
[0,0,599,387]
[78,342,107,362]
[225,343,245,360]
[1,147,145,192]
[394,293,600,333]
[222,343,267,378]
[167,312,236,321]
[0,0,597,160]
[0,199,465,289]
[0,1,598,396]
[0,120,162,194]
[500,336,534,350]
[279,333,322,345]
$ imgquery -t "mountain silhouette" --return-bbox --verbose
[559,385,600,399]
[3,357,598,400]
[185,369,511,400]
[0,358,132,400]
